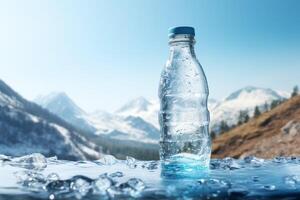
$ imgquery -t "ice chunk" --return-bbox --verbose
[210,157,240,170]
[142,161,159,170]
[126,156,137,168]
[109,172,124,178]
[46,180,71,195]
[70,175,93,198]
[244,156,264,167]
[273,156,288,164]
[47,173,60,182]
[14,171,46,190]
[126,178,145,192]
[93,174,114,193]
[95,155,118,165]
[118,178,145,197]
[11,153,47,170]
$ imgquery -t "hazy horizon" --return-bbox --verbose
[0,0,299,112]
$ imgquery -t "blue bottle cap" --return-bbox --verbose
[168,26,195,37]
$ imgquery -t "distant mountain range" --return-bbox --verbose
[35,86,289,143]
[0,78,292,160]
[35,95,160,143]
[0,80,101,160]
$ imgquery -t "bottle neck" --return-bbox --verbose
[168,34,196,59]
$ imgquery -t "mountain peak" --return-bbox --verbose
[36,91,69,101]
[35,92,85,116]
[225,86,282,101]
[116,97,152,113]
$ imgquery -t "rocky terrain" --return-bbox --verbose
[212,95,300,158]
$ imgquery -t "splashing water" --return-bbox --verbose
[0,154,300,199]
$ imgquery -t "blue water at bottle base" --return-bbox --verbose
[0,154,300,199]
[161,153,210,179]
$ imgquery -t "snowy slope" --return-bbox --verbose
[86,110,159,143]
[210,86,286,131]
[0,79,102,160]
[116,97,160,128]
[34,92,96,133]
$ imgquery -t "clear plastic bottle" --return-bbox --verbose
[159,27,211,170]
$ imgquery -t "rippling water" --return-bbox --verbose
[0,154,300,199]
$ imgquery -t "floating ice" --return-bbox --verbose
[46,179,72,197]
[142,161,158,170]
[14,170,46,190]
[47,173,60,182]
[109,171,124,178]
[244,156,265,167]
[0,154,300,199]
[126,156,137,169]
[10,153,47,170]
[95,155,118,165]
[210,157,240,170]
[69,175,93,198]
[93,174,114,193]
[118,178,145,197]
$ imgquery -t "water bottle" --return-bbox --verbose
[159,26,211,172]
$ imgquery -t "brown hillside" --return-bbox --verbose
[212,95,300,159]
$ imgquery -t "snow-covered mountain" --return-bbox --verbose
[210,86,286,131]
[116,97,159,128]
[34,92,96,133]
[0,79,102,160]
[35,95,160,143]
[86,110,159,142]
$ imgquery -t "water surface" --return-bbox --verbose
[0,154,300,199]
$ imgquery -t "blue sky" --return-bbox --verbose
[0,0,299,111]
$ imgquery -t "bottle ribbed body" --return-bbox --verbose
[158,33,211,168]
